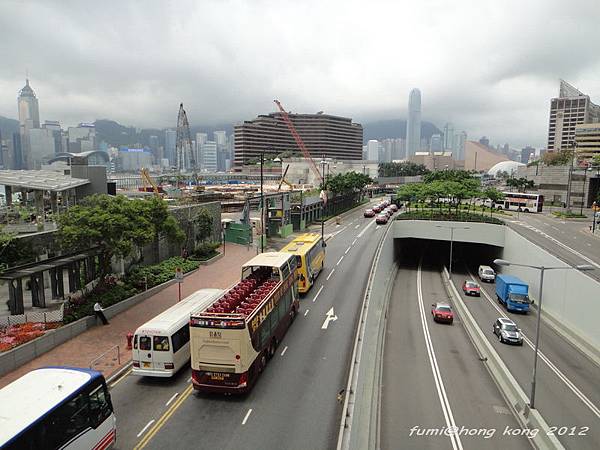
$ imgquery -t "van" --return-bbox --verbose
[478,265,496,282]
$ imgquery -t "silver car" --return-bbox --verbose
[493,317,523,345]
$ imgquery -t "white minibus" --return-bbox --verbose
[132,288,223,377]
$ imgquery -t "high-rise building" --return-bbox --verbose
[165,129,176,166]
[406,88,422,157]
[234,112,363,166]
[453,131,467,161]
[18,79,40,131]
[443,123,454,151]
[200,141,218,172]
[214,131,227,146]
[430,134,442,152]
[29,128,56,169]
[366,140,380,161]
[68,124,96,153]
[575,124,600,161]
[43,120,63,154]
[547,80,600,152]
[521,146,535,164]
[148,135,160,163]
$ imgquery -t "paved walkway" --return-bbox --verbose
[0,243,256,388]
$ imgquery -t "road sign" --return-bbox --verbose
[175,268,184,283]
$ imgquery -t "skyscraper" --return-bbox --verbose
[406,88,422,157]
[453,131,467,161]
[547,80,600,151]
[165,129,176,166]
[214,131,227,146]
[430,134,442,152]
[443,123,454,151]
[18,79,40,130]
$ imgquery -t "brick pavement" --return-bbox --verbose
[0,243,256,388]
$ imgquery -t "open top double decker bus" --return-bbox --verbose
[190,252,298,394]
[280,232,325,293]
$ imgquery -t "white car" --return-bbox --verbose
[478,265,496,282]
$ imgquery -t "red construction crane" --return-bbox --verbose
[273,99,323,186]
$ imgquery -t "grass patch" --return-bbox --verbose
[552,211,587,219]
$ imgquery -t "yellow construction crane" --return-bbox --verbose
[277,164,294,191]
[140,168,162,196]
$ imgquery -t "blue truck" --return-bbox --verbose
[495,274,530,313]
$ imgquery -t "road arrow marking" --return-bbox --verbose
[321,307,338,329]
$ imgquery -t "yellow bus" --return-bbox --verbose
[280,233,326,293]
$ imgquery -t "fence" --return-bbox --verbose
[0,304,64,327]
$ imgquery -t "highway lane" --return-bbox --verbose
[453,265,600,450]
[110,199,388,450]
[503,214,600,282]
[382,250,530,450]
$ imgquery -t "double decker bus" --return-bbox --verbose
[496,192,544,213]
[280,232,326,293]
[189,252,299,393]
[0,367,116,450]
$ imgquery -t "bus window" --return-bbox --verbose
[153,336,170,351]
[139,336,151,351]
[296,255,302,268]
[133,335,138,349]
[171,324,190,353]
[88,384,112,428]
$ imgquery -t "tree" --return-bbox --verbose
[57,194,183,283]
[139,196,185,260]
[541,149,573,166]
[0,227,34,275]
[378,162,429,177]
[423,169,476,183]
[193,208,214,243]
[325,172,372,195]
[483,187,505,217]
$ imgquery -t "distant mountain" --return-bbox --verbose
[94,119,234,148]
[0,116,19,140]
[362,119,441,143]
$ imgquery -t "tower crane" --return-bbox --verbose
[273,99,324,186]
[176,103,197,179]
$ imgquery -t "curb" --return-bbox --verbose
[442,268,564,450]
[106,360,133,387]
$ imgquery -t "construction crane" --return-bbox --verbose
[176,103,197,179]
[140,168,163,196]
[273,99,324,186]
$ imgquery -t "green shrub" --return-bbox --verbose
[191,242,221,260]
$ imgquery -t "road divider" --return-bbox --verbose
[441,267,564,450]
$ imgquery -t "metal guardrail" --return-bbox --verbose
[89,345,121,370]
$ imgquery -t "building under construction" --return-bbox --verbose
[234,111,363,166]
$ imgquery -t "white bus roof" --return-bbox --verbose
[242,252,293,269]
[0,367,95,445]
[134,288,223,335]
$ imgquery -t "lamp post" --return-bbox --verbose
[320,156,327,243]
[493,259,594,409]
[580,166,591,216]
[436,225,470,279]
[592,202,598,234]
[565,142,577,214]
[259,152,265,253]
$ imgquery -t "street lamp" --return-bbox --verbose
[256,152,265,253]
[320,156,328,245]
[565,142,577,214]
[493,258,594,409]
[580,166,592,216]
[436,224,470,279]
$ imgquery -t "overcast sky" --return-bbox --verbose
[1,0,599,149]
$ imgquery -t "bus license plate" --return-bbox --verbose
[210,372,227,381]
[143,362,151,368]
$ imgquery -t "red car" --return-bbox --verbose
[372,205,383,213]
[389,204,399,212]
[375,214,388,224]
[462,280,481,296]
[364,209,375,218]
[431,303,454,324]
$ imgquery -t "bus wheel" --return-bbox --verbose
[524,208,529,213]
[290,307,297,322]
[259,354,267,373]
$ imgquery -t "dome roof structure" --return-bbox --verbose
[488,160,525,177]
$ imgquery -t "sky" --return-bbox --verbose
[1,0,599,149]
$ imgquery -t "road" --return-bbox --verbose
[109,199,388,450]
[504,212,600,281]
[381,248,530,450]
[452,263,600,450]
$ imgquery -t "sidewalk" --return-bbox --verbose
[0,243,256,389]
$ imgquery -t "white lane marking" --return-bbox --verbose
[345,246,351,254]
[352,239,357,246]
[469,270,600,419]
[552,226,559,231]
[137,420,155,437]
[417,261,463,450]
[336,224,340,227]
[313,285,324,302]
[514,222,600,268]
[304,309,310,317]
[588,243,592,247]
[165,392,179,407]
[356,220,375,238]
[375,225,381,231]
[187,376,192,383]
[321,307,338,329]
[280,346,288,356]
[337,255,344,266]
[242,408,253,425]
[355,224,361,229]
[326,268,335,280]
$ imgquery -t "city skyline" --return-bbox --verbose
[1,1,599,149]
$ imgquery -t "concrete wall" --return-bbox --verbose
[394,220,505,248]
[500,228,600,351]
